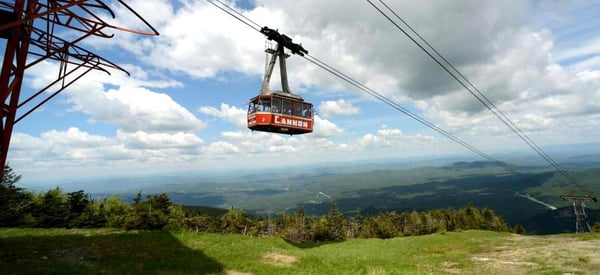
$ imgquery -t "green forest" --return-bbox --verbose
[5,164,600,243]
[1,165,526,243]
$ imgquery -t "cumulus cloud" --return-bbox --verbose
[109,2,589,121]
[101,1,600,121]
[65,85,205,133]
[313,116,344,137]
[41,127,116,148]
[199,103,247,129]
[97,1,600,120]
[24,60,199,134]
[10,1,600,182]
[356,125,436,149]
[318,99,360,118]
[108,0,267,79]
[117,130,203,150]
[11,128,130,164]
[202,141,240,155]
[10,128,205,180]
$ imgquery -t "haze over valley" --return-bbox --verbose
[24,143,600,234]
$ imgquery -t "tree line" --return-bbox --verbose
[0,166,536,242]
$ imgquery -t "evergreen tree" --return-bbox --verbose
[481,207,509,231]
[147,193,171,214]
[513,223,527,235]
[165,204,186,231]
[594,213,600,232]
[311,216,330,242]
[72,202,107,228]
[103,195,130,228]
[0,183,35,227]
[326,202,346,241]
[358,216,377,238]
[460,203,483,229]
[373,212,399,238]
[593,222,600,232]
[133,191,142,205]
[346,211,363,239]
[2,164,22,187]
[186,213,217,233]
[35,188,70,228]
[220,208,250,234]
[404,210,423,236]
[282,208,312,243]
[420,211,435,234]
[67,190,91,218]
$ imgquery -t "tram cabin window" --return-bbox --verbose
[261,99,271,112]
[302,103,312,118]
[271,97,281,113]
[282,99,292,115]
[293,102,303,117]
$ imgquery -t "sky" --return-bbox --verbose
[6,0,600,184]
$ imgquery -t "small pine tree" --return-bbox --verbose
[513,223,526,235]
[593,214,600,233]
[327,202,346,241]
[0,166,34,227]
[2,164,22,188]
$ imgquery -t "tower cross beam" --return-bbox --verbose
[0,0,158,182]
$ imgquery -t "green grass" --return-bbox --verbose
[1,228,599,274]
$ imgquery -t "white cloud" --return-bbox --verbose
[9,1,600,182]
[202,141,240,155]
[576,69,600,83]
[66,85,205,133]
[313,116,343,137]
[357,125,437,150]
[318,99,360,118]
[117,130,203,150]
[41,127,116,148]
[199,103,247,129]
[11,128,130,165]
[516,114,554,130]
[10,128,205,180]
[116,0,267,79]
[80,0,600,125]
[24,61,198,134]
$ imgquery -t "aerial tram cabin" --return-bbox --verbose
[247,27,313,135]
[248,93,313,135]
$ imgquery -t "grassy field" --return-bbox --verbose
[1,228,599,274]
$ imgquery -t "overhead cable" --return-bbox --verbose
[303,54,502,163]
[206,0,535,178]
[206,0,262,32]
[366,0,579,186]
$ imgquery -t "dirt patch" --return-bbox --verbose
[472,256,537,266]
[442,268,462,274]
[472,235,600,274]
[441,261,462,274]
[262,252,298,267]
[224,271,252,275]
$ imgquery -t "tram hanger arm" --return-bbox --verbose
[260,26,308,56]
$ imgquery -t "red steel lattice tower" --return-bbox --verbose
[0,0,158,181]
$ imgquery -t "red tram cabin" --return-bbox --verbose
[247,93,313,135]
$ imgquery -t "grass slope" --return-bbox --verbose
[1,228,599,274]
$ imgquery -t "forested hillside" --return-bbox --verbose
[1,181,517,242]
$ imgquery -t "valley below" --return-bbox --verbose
[49,151,600,234]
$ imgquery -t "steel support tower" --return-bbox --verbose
[560,194,597,233]
[0,0,158,182]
